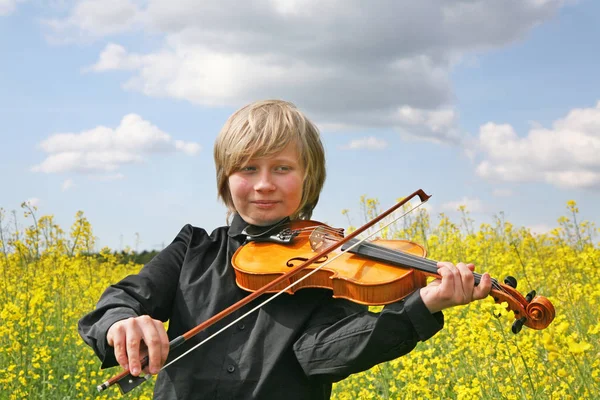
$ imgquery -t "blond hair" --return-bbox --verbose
[214,100,326,222]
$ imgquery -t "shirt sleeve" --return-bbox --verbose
[293,289,444,382]
[77,224,193,368]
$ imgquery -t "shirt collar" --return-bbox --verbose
[228,213,249,238]
[227,213,291,239]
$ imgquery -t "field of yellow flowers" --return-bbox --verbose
[0,199,598,399]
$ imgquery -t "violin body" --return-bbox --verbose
[232,220,429,305]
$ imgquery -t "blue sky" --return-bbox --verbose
[1,0,599,251]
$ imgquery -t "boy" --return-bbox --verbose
[79,100,491,399]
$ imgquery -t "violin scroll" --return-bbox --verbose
[489,278,555,333]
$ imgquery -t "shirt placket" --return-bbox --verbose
[213,306,257,399]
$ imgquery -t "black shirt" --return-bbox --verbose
[78,214,444,399]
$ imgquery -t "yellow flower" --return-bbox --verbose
[568,340,592,354]
[555,321,570,335]
[557,369,568,378]
[588,323,600,335]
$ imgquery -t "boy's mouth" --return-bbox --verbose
[252,200,279,207]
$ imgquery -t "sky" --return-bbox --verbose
[1,0,599,252]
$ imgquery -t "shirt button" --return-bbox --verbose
[237,323,245,330]
[227,365,235,373]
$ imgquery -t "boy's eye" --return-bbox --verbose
[240,166,256,172]
[275,166,291,172]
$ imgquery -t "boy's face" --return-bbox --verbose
[228,143,304,226]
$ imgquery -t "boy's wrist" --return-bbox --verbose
[419,286,443,314]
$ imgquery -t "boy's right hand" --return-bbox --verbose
[107,316,169,376]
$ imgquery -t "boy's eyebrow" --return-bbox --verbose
[247,155,300,163]
[273,156,299,163]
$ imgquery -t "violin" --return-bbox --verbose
[232,219,555,331]
[98,189,555,394]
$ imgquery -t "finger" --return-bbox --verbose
[138,316,164,375]
[154,319,170,367]
[108,322,129,371]
[473,272,492,300]
[139,345,151,375]
[436,261,457,284]
[436,261,454,271]
[443,262,465,299]
[464,263,491,300]
[436,262,457,301]
[125,320,143,376]
[456,262,475,303]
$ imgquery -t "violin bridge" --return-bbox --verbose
[309,226,340,252]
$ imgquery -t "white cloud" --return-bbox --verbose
[441,197,484,213]
[24,197,40,208]
[33,150,143,174]
[83,43,142,72]
[175,140,201,155]
[32,114,201,175]
[340,136,388,150]
[43,0,140,41]
[396,106,455,129]
[394,105,460,144]
[45,0,566,144]
[0,0,24,16]
[527,223,553,235]
[476,101,600,190]
[62,178,74,191]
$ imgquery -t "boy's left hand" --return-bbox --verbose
[419,262,492,314]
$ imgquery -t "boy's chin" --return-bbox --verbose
[246,214,287,227]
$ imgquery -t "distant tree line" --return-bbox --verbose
[112,249,160,265]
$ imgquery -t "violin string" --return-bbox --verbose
[294,216,507,295]
[298,226,502,291]
[333,221,505,293]
[348,240,503,292]
[348,239,438,273]
[294,225,508,307]
[288,210,510,304]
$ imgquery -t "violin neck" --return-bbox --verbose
[341,238,485,286]
[341,238,437,273]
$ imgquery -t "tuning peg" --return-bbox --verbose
[512,317,527,334]
[504,276,518,289]
[526,290,537,302]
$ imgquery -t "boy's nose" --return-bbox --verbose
[254,172,276,191]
